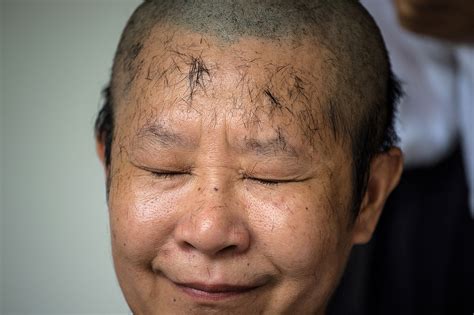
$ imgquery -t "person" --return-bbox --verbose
[94,0,403,313]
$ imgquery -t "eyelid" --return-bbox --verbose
[243,175,304,186]
[150,170,189,178]
[249,177,281,186]
[133,163,192,178]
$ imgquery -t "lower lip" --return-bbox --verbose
[176,285,257,302]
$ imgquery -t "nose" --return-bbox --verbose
[174,199,251,257]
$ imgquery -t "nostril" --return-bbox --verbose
[220,244,238,254]
[183,241,196,251]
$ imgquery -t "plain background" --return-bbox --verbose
[1,0,142,313]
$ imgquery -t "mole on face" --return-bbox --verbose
[213,187,219,192]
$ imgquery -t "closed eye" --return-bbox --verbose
[245,176,290,186]
[136,166,191,179]
[129,159,193,181]
[151,170,188,179]
[149,170,190,179]
[255,178,283,186]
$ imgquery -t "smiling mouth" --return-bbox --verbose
[173,282,262,301]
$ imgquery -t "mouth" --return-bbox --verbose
[173,281,263,301]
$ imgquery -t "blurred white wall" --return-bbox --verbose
[1,1,4,311]
[1,0,141,313]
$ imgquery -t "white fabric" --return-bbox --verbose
[361,0,474,216]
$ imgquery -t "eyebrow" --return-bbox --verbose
[135,123,198,150]
[238,134,301,159]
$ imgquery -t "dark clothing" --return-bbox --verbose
[328,146,474,315]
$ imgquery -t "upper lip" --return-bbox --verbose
[175,282,261,293]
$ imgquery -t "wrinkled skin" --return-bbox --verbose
[97,25,403,314]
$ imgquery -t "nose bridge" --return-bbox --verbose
[174,180,250,257]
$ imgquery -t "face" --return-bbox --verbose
[98,25,399,314]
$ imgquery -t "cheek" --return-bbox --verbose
[108,172,185,265]
[244,185,350,277]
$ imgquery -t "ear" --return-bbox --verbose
[96,136,108,174]
[351,147,403,244]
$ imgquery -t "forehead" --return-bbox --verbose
[114,24,337,154]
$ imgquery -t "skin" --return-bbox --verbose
[394,0,474,43]
[97,24,403,314]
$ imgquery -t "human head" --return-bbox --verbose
[95,0,403,313]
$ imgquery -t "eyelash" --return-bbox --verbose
[245,177,284,186]
[150,170,189,179]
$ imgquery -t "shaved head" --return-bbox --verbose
[96,0,402,216]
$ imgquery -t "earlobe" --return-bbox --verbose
[96,137,107,170]
[352,147,404,244]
